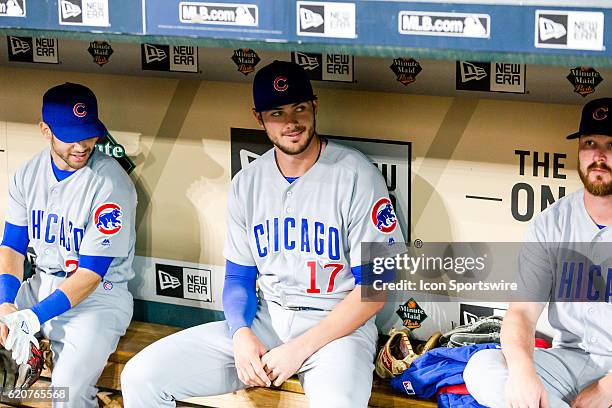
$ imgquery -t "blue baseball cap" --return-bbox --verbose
[253,61,317,112]
[42,82,107,143]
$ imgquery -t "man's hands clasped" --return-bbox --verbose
[233,328,309,388]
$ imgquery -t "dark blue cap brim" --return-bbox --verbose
[255,95,317,113]
[566,131,583,139]
[50,119,107,143]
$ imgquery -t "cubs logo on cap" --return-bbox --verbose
[273,76,288,92]
[371,197,398,234]
[567,97,612,139]
[73,102,87,118]
[95,203,123,235]
[253,61,317,112]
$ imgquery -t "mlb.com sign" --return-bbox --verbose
[398,11,490,38]
[179,2,258,26]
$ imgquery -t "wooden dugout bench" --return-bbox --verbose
[6,321,436,408]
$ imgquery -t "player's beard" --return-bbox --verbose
[267,117,317,156]
[51,137,93,171]
[578,159,612,196]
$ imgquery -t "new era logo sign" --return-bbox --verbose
[296,1,356,39]
[294,51,320,70]
[141,43,198,73]
[7,36,59,64]
[144,44,167,63]
[156,263,183,298]
[539,17,566,42]
[299,6,324,31]
[460,61,487,82]
[535,10,604,51]
[155,262,213,302]
[456,61,525,94]
[60,0,81,19]
[9,36,30,54]
[158,270,181,290]
[59,0,109,26]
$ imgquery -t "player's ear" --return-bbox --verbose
[252,109,264,128]
[39,122,52,141]
[311,100,318,114]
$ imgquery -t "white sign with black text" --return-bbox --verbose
[398,11,490,38]
[0,0,25,17]
[179,2,258,26]
[296,1,356,39]
[58,0,109,27]
[535,10,604,51]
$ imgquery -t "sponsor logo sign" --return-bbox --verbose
[155,263,213,302]
[296,1,356,39]
[231,48,260,75]
[567,67,603,97]
[390,58,422,86]
[291,51,354,82]
[0,0,25,17]
[59,0,109,27]
[179,2,258,26]
[398,11,490,38]
[456,61,526,94]
[535,10,604,51]
[7,36,59,64]
[88,40,113,66]
[141,43,199,73]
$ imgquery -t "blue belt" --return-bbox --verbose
[270,300,325,312]
[49,271,73,278]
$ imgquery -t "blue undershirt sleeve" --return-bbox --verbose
[1,222,29,256]
[222,260,258,338]
[78,255,114,278]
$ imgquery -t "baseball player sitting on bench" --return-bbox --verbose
[464,98,612,408]
[121,61,404,407]
[0,83,137,407]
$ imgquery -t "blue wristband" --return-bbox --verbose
[0,274,21,304]
[31,289,72,324]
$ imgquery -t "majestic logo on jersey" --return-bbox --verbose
[593,106,608,121]
[103,281,113,290]
[73,102,87,118]
[94,203,123,236]
[273,76,288,92]
[371,197,397,234]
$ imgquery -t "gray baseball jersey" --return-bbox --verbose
[5,148,137,283]
[519,189,611,357]
[224,140,404,311]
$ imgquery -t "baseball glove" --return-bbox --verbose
[0,341,44,390]
[440,315,503,348]
[375,328,441,379]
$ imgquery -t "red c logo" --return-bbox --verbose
[73,103,87,118]
[593,106,608,121]
[273,76,288,92]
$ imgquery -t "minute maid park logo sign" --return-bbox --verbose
[96,133,136,174]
